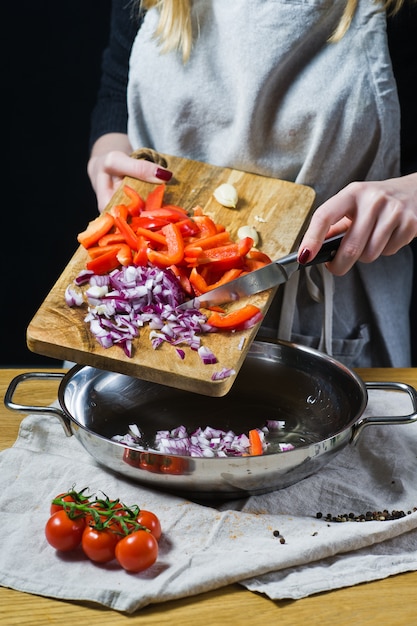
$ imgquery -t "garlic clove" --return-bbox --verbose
[237,225,259,247]
[213,183,239,208]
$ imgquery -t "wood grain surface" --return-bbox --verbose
[2,367,417,625]
[27,155,315,396]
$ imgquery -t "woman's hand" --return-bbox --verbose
[87,133,173,212]
[297,173,417,275]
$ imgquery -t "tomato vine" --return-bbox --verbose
[45,487,161,571]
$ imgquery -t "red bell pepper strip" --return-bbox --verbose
[160,204,188,215]
[133,235,149,266]
[145,184,166,210]
[114,215,140,251]
[169,264,193,295]
[248,429,263,456]
[207,268,243,290]
[116,243,133,266]
[97,232,126,247]
[238,236,255,256]
[147,223,185,267]
[130,216,170,231]
[87,244,124,259]
[122,184,145,216]
[189,267,209,295]
[135,226,167,247]
[189,267,243,295]
[175,217,201,238]
[184,231,232,255]
[86,247,121,274]
[139,207,187,222]
[77,213,114,249]
[246,249,273,264]
[206,304,262,329]
[192,214,219,237]
[190,238,253,272]
[110,204,129,220]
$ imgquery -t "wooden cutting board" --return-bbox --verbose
[27,155,315,396]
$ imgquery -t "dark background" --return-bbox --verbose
[4,1,112,366]
[3,2,416,367]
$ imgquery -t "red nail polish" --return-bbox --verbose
[298,248,311,264]
[155,167,173,182]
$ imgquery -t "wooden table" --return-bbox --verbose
[1,367,417,625]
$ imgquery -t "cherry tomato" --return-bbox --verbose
[81,526,119,563]
[136,510,162,541]
[50,491,88,515]
[115,530,158,573]
[45,510,85,551]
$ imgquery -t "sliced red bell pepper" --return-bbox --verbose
[116,243,133,266]
[135,226,167,247]
[97,232,126,247]
[189,267,243,295]
[110,204,129,220]
[238,236,255,256]
[122,184,145,216]
[190,244,244,271]
[147,222,184,267]
[206,304,262,330]
[77,212,114,249]
[160,204,188,215]
[189,267,208,295]
[114,214,140,251]
[246,250,273,264]
[248,429,263,456]
[87,244,123,259]
[206,268,243,290]
[86,247,121,274]
[192,214,219,237]
[145,184,166,210]
[133,235,149,266]
[139,207,187,222]
[130,216,170,231]
[184,231,232,255]
[175,217,201,238]
[169,264,193,295]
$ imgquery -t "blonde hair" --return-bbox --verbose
[140,0,192,61]
[139,0,408,61]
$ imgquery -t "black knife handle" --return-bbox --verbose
[303,233,344,267]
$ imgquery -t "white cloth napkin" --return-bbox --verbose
[1,388,417,613]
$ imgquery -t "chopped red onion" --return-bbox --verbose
[67,264,213,358]
[112,421,295,457]
[211,367,236,381]
[113,424,267,457]
[197,345,218,364]
[64,285,84,307]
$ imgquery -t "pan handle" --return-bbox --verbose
[351,381,417,444]
[4,372,73,437]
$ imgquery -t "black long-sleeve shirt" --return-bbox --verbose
[90,0,417,175]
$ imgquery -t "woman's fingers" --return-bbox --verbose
[88,149,173,212]
[298,176,417,275]
[103,150,173,184]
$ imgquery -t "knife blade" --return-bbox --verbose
[177,233,344,310]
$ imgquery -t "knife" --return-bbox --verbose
[177,233,344,310]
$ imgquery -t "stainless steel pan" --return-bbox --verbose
[5,339,417,500]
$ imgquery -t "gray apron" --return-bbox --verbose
[127,0,412,367]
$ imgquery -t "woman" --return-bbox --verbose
[88,0,417,367]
